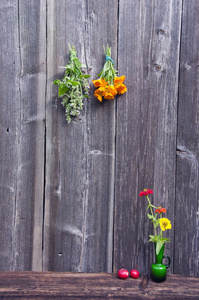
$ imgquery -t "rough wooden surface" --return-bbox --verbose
[0,0,199,277]
[114,0,182,274]
[44,0,117,272]
[0,0,46,271]
[175,0,199,277]
[0,272,198,299]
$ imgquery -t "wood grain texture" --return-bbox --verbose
[114,0,182,274]
[0,0,20,271]
[175,0,199,276]
[0,0,198,276]
[44,0,118,272]
[0,0,46,270]
[0,272,198,299]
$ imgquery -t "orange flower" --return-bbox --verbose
[94,89,104,102]
[155,207,166,214]
[97,87,106,96]
[92,79,102,87]
[109,85,117,96]
[92,78,108,88]
[104,85,117,99]
[94,93,103,102]
[114,75,125,84]
[115,83,127,94]
[104,92,115,100]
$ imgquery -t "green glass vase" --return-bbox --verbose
[151,243,170,282]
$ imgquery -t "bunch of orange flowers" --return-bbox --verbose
[92,76,127,102]
[92,45,127,102]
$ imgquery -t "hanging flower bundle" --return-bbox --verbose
[53,45,90,123]
[92,45,127,102]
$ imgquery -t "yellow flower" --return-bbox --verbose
[159,218,172,231]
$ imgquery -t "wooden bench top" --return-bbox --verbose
[0,272,198,299]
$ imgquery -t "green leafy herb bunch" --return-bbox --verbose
[53,45,90,123]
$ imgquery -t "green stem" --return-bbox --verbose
[146,195,157,236]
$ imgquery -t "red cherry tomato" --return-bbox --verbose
[118,268,129,279]
[130,269,139,279]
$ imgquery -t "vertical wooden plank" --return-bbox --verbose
[44,0,118,272]
[175,0,199,277]
[0,0,46,270]
[114,0,182,274]
[0,0,20,271]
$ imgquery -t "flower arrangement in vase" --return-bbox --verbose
[140,188,172,282]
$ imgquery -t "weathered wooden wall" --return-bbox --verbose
[0,0,198,276]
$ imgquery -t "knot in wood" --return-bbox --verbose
[154,64,162,72]
[159,29,165,35]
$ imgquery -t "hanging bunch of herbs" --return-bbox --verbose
[53,45,90,123]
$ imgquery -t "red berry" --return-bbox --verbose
[130,269,139,279]
[118,267,129,279]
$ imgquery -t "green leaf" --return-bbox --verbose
[58,85,69,97]
[148,235,158,243]
[146,205,150,211]
[161,238,171,243]
[84,95,89,98]
[151,204,158,209]
[73,58,81,68]
[97,71,102,77]
[156,240,164,255]
[80,74,91,79]
[154,219,160,228]
[68,80,80,86]
[53,79,61,85]
[147,214,153,219]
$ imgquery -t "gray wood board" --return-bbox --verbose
[114,0,182,274]
[0,0,46,270]
[44,0,118,272]
[0,0,198,276]
[175,0,199,276]
[0,272,199,299]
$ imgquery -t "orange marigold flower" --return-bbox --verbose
[97,87,106,96]
[104,92,115,100]
[92,78,108,88]
[94,93,103,102]
[94,89,104,102]
[100,78,108,87]
[109,85,117,96]
[115,83,127,94]
[114,75,125,84]
[92,79,102,88]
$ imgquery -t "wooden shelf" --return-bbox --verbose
[0,272,198,299]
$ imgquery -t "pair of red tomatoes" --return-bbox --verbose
[118,267,139,279]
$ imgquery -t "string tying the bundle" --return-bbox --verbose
[105,55,116,66]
